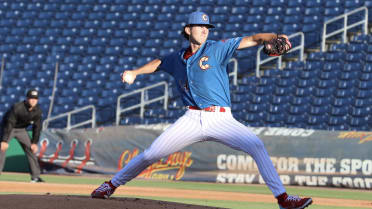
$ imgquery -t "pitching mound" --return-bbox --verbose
[0,194,225,209]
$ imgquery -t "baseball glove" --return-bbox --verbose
[263,36,292,56]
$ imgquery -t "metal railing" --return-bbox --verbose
[0,56,4,90]
[256,32,305,77]
[322,6,368,52]
[47,62,59,120]
[228,58,238,86]
[43,105,96,131]
[116,81,168,125]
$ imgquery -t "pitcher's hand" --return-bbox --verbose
[121,70,136,85]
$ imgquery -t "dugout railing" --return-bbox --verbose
[116,81,169,126]
[322,6,368,52]
[0,56,4,91]
[42,105,96,131]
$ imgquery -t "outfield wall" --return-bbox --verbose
[36,125,372,190]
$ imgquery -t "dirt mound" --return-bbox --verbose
[0,194,225,209]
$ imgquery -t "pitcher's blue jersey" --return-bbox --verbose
[158,37,242,109]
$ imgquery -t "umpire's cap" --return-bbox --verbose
[186,11,215,28]
[26,89,39,99]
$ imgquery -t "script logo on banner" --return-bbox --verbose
[338,132,372,144]
[117,149,193,180]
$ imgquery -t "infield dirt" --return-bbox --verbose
[0,181,372,209]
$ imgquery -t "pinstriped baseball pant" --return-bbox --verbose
[112,108,286,197]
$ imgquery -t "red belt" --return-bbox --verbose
[187,106,226,112]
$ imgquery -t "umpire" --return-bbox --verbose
[0,89,44,182]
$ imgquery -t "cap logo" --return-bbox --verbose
[31,91,37,96]
[202,14,208,22]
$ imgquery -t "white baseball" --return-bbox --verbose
[123,72,135,84]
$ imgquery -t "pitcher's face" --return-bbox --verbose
[188,25,209,45]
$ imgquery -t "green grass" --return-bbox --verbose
[1,172,372,209]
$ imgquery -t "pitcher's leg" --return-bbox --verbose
[204,113,285,197]
[111,113,203,187]
[15,130,41,179]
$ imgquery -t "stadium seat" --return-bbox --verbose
[355,89,372,99]
[293,88,312,97]
[285,115,306,128]
[306,115,327,126]
[288,104,309,115]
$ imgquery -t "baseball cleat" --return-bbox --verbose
[91,181,116,199]
[30,177,45,183]
[278,194,313,209]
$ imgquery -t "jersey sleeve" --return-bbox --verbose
[214,37,243,65]
[156,53,177,75]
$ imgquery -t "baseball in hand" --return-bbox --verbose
[122,71,135,84]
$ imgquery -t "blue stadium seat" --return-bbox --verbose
[264,114,285,127]
[352,98,371,108]
[121,116,143,125]
[345,52,364,63]
[355,89,372,99]
[316,80,336,89]
[285,115,306,128]
[305,61,323,70]
[318,71,338,80]
[270,95,290,105]
[5,36,22,44]
[309,105,328,116]
[282,23,301,32]
[356,81,372,90]
[168,99,183,110]
[324,7,343,18]
[311,97,330,106]
[281,69,301,77]
[323,61,342,71]
[349,107,370,117]
[302,23,318,33]
[325,51,345,61]
[345,0,363,8]
[249,94,269,104]
[328,115,347,127]
[303,15,321,24]
[295,79,315,88]
[275,78,294,87]
[307,52,325,61]
[288,104,308,115]
[348,117,368,130]
[359,72,372,81]
[338,71,359,80]
[243,113,263,127]
[334,88,355,98]
[247,103,266,113]
[293,88,312,97]
[306,115,327,126]
[274,86,292,96]
[336,80,354,89]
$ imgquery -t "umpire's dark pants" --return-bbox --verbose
[0,128,41,179]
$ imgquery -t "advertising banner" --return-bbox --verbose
[38,125,372,189]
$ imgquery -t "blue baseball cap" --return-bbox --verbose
[186,11,215,28]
